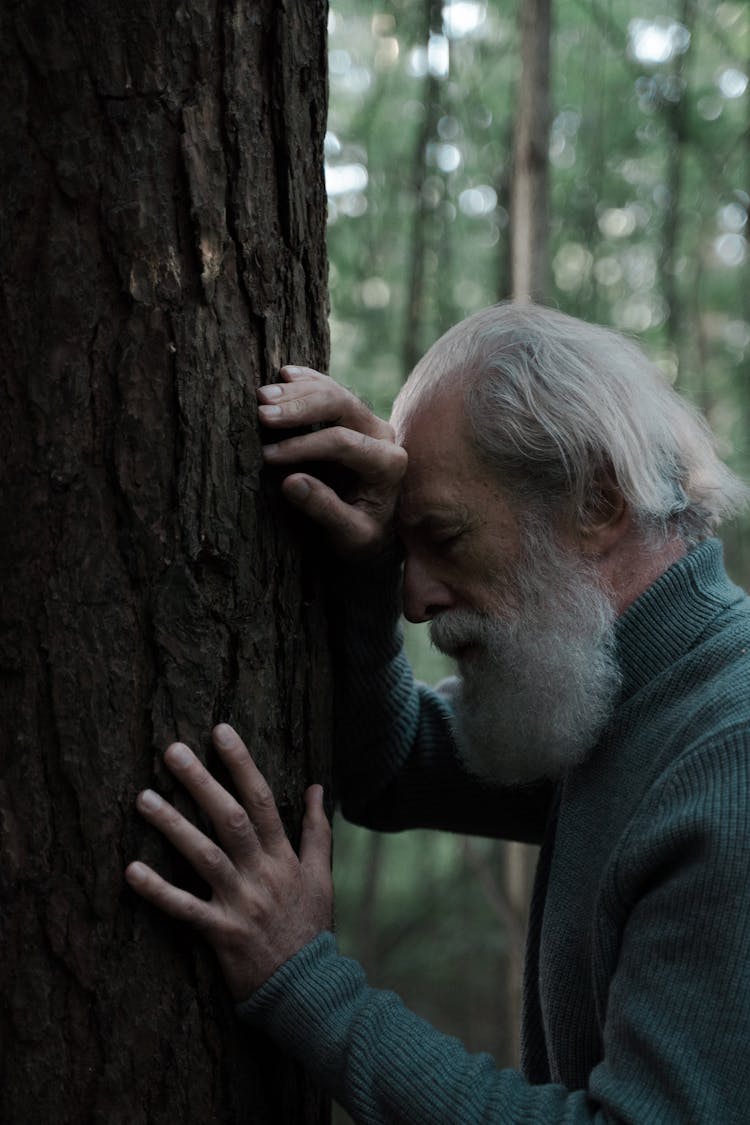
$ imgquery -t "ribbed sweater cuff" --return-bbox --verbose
[234,933,555,1123]
[236,932,356,1086]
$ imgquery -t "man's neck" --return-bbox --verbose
[605,533,687,617]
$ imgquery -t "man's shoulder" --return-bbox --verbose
[615,539,750,709]
[578,554,750,841]
[661,583,750,741]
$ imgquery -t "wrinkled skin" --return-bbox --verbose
[126,724,332,1000]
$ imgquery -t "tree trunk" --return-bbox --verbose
[0,2,331,1122]
[498,0,553,1065]
[661,0,695,381]
[510,0,552,303]
[402,0,445,377]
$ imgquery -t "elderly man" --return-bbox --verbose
[127,304,750,1123]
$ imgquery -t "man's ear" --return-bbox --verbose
[578,468,630,556]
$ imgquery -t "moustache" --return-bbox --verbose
[430,610,500,659]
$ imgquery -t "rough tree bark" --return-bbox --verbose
[0,2,331,1122]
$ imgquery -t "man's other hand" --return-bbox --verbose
[125,723,332,1001]
[257,365,407,557]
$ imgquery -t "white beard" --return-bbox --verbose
[429,537,620,786]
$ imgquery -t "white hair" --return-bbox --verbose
[394,303,748,543]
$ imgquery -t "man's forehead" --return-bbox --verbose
[391,381,467,439]
[397,447,505,528]
[397,438,474,514]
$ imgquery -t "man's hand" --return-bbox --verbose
[125,724,332,1001]
[257,365,407,557]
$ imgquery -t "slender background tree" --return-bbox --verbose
[0,1,331,1121]
[510,0,552,301]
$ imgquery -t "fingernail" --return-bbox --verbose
[285,478,310,501]
[139,789,162,811]
[259,404,282,418]
[263,443,279,457]
[167,743,191,767]
[214,724,235,748]
[261,384,283,399]
[127,862,148,883]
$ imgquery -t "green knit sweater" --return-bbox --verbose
[239,540,750,1124]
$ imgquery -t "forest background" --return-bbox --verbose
[325,1,750,1116]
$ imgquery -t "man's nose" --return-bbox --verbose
[402,557,454,623]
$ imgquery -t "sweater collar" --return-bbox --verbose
[613,539,745,703]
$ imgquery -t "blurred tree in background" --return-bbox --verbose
[324,2,750,1119]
